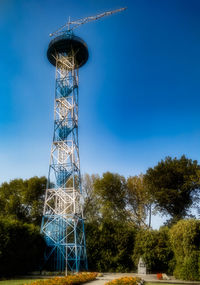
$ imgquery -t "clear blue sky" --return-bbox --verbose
[0,0,200,226]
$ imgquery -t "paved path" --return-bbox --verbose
[86,273,200,285]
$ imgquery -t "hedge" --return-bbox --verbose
[133,227,174,273]
[85,221,137,272]
[170,219,200,280]
[0,217,45,277]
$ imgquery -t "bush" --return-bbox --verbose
[133,227,173,273]
[170,219,200,280]
[85,221,137,272]
[28,272,97,285]
[0,217,45,277]
[105,277,142,285]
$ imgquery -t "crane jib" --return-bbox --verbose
[49,7,127,37]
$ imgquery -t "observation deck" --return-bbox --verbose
[47,34,89,68]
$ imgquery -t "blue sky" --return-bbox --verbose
[1,0,200,226]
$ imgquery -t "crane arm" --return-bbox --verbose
[69,7,127,30]
[50,7,127,37]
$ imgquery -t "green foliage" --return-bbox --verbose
[133,227,173,273]
[82,174,100,222]
[0,177,46,277]
[126,175,151,226]
[0,217,45,277]
[85,221,136,272]
[144,155,200,224]
[93,172,127,222]
[0,280,44,285]
[0,176,46,225]
[84,172,151,227]
[1,167,200,276]
[170,219,200,280]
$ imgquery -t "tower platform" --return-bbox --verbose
[47,34,89,68]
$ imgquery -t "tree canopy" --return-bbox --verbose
[144,155,200,224]
[0,176,47,225]
[126,175,151,226]
[82,173,100,222]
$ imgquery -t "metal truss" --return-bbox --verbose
[41,53,88,273]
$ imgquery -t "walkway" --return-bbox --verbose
[86,273,200,285]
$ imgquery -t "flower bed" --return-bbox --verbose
[26,272,97,285]
[105,277,142,285]
[156,273,162,280]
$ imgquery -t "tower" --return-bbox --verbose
[41,33,88,273]
[41,7,126,274]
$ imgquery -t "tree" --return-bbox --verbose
[83,172,137,272]
[82,173,100,222]
[144,155,200,224]
[93,172,127,222]
[126,175,151,227]
[83,172,152,226]
[0,176,47,225]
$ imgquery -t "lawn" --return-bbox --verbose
[0,279,43,285]
[146,283,186,285]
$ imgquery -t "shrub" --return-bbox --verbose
[105,277,142,285]
[0,217,45,277]
[170,219,200,280]
[86,221,137,272]
[28,272,97,285]
[133,227,173,273]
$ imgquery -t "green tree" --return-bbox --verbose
[82,173,100,222]
[83,172,152,226]
[93,172,127,222]
[144,155,200,224]
[126,175,151,227]
[83,173,139,272]
[0,176,46,225]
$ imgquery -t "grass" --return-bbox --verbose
[0,279,44,285]
[146,283,186,285]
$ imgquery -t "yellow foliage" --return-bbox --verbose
[105,277,141,285]
[26,272,97,285]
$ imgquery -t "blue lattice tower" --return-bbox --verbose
[41,34,88,273]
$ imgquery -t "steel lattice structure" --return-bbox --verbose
[41,34,88,273]
[41,7,126,274]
